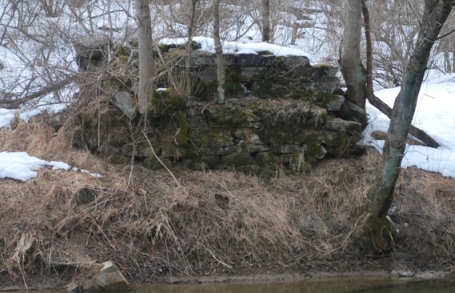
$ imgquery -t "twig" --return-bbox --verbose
[0,77,73,109]
[143,131,180,188]
[202,245,232,269]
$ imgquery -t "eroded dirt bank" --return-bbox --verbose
[1,120,455,290]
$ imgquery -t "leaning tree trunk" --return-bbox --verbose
[361,0,440,148]
[340,0,367,123]
[135,0,155,114]
[360,0,455,256]
[213,0,225,104]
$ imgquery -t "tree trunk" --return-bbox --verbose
[135,0,155,114]
[444,52,452,73]
[261,0,270,42]
[360,0,455,256]
[213,0,225,104]
[361,0,440,148]
[186,0,197,97]
[340,0,367,114]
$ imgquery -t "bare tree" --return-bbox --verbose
[261,0,270,42]
[135,0,155,114]
[186,0,198,97]
[213,0,225,104]
[360,0,455,256]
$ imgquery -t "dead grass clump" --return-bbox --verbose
[392,167,455,262]
[1,124,455,288]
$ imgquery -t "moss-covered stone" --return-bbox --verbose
[189,128,233,148]
[303,134,327,164]
[205,105,251,127]
[174,111,189,146]
[152,90,187,114]
[314,92,345,111]
[255,152,277,167]
[75,47,366,173]
[323,118,362,134]
[221,152,252,166]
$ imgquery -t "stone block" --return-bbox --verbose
[323,118,362,134]
[96,261,130,291]
[221,152,252,166]
[237,54,276,66]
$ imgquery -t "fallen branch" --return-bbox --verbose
[202,245,232,269]
[367,94,440,148]
[0,77,73,109]
[361,1,440,148]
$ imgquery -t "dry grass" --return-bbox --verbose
[1,118,455,286]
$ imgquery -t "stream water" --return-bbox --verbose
[136,279,455,293]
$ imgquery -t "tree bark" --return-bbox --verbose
[213,0,225,104]
[340,0,367,113]
[361,0,455,256]
[361,0,440,148]
[186,0,197,97]
[261,0,270,42]
[135,0,155,114]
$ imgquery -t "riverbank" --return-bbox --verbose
[1,119,455,290]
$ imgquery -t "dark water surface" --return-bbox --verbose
[136,279,455,293]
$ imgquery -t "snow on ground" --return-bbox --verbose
[0,151,101,181]
[361,70,455,178]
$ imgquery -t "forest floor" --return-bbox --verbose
[1,117,455,290]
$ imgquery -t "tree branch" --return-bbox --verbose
[361,0,440,148]
[0,77,73,109]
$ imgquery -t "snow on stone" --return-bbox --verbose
[159,37,312,59]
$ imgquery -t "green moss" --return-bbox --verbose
[189,128,233,148]
[175,111,188,146]
[306,109,329,128]
[206,106,249,127]
[303,136,324,164]
[152,90,187,114]
[255,152,276,167]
